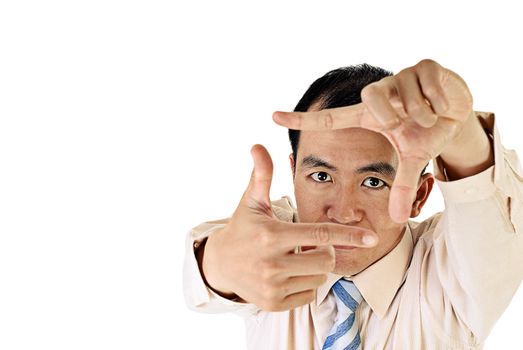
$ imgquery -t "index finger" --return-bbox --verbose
[271,221,379,250]
[272,103,367,130]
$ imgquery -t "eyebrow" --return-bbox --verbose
[301,155,396,178]
[356,162,396,178]
[301,155,337,171]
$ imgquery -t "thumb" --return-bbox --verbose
[242,144,274,212]
[389,157,425,223]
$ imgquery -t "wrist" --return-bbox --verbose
[197,231,238,300]
[439,111,494,180]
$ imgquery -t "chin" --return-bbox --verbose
[333,265,365,276]
[333,249,370,276]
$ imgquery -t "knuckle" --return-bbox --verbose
[322,112,334,130]
[397,67,412,77]
[422,84,442,100]
[316,248,336,272]
[311,224,331,244]
[361,83,379,101]
[416,58,438,70]
[405,99,425,114]
[259,259,280,280]
[258,229,276,247]
[321,258,335,273]
[324,252,336,271]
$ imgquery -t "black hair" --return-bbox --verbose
[289,64,393,165]
[289,64,429,176]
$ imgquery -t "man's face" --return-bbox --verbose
[292,127,410,276]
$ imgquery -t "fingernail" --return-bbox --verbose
[362,235,377,246]
[272,113,283,124]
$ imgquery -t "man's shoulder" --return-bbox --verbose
[408,212,443,244]
[271,196,296,223]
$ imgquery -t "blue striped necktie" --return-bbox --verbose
[322,279,363,350]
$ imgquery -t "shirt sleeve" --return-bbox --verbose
[431,112,523,342]
[182,219,260,318]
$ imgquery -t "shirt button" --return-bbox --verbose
[465,187,477,195]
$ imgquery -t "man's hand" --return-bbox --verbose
[201,144,379,312]
[273,59,490,224]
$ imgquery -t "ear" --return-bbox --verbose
[410,173,435,218]
[289,153,295,179]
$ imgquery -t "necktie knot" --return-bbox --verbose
[333,279,362,315]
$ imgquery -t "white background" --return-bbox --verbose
[0,1,521,349]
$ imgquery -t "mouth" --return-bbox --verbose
[334,245,358,251]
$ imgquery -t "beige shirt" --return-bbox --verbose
[183,113,523,350]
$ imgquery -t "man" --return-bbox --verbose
[183,59,523,349]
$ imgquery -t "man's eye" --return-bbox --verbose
[362,177,386,189]
[310,171,332,183]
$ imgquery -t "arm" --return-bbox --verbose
[183,218,260,316]
[271,59,523,340]
[432,113,523,341]
[437,110,494,181]
[183,145,378,315]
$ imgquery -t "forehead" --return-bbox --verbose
[297,128,397,166]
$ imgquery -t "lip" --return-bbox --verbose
[334,245,358,251]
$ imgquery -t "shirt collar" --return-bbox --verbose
[316,223,414,320]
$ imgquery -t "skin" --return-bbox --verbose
[274,59,494,222]
[200,144,379,311]
[292,127,433,275]
[200,59,494,312]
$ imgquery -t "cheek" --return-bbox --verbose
[363,190,394,223]
[367,210,405,250]
[294,182,328,223]
[295,194,323,223]
[365,200,400,232]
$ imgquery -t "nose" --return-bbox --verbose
[326,192,364,225]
